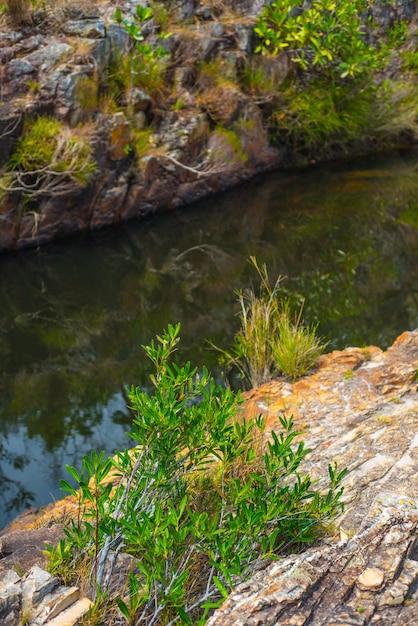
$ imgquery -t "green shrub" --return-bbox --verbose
[47,324,346,625]
[114,4,170,102]
[9,117,63,171]
[401,50,418,73]
[0,115,95,232]
[0,117,96,205]
[254,0,382,78]
[273,79,378,150]
[254,1,417,154]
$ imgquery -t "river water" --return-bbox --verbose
[1,152,417,529]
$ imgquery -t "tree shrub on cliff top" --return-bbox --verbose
[46,324,346,625]
[254,0,382,78]
[253,0,418,155]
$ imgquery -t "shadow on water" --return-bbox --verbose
[0,151,417,528]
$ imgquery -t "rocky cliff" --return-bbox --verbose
[0,0,282,253]
[0,0,417,253]
[1,330,418,624]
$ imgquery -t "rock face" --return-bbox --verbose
[208,330,418,624]
[0,527,65,573]
[0,565,92,626]
[0,1,282,254]
[208,496,418,625]
[0,0,416,253]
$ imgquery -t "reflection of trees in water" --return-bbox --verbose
[0,371,132,527]
[0,367,129,451]
[258,162,418,348]
[0,441,34,520]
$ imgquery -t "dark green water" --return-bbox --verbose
[1,152,417,529]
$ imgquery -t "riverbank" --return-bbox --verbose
[1,329,418,625]
[0,0,417,253]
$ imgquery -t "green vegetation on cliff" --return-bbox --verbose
[252,0,418,156]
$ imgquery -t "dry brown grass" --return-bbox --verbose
[5,0,31,25]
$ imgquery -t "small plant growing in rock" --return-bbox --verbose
[47,324,346,624]
[272,301,326,381]
[217,257,326,387]
[131,127,153,159]
[240,59,278,103]
[0,116,96,208]
[114,4,170,102]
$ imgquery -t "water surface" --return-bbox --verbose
[1,152,417,529]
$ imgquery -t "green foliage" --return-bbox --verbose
[385,20,409,49]
[254,1,417,154]
[254,0,381,78]
[114,4,170,100]
[213,127,248,165]
[218,258,326,386]
[0,117,96,207]
[49,324,346,624]
[272,302,327,380]
[401,50,418,72]
[218,259,284,387]
[9,117,63,171]
[131,128,153,159]
[44,539,74,583]
[397,203,418,229]
[373,79,418,139]
[273,79,379,150]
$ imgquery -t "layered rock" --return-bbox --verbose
[208,495,418,625]
[209,330,418,624]
[0,0,416,253]
[0,1,281,254]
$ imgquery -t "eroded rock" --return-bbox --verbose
[208,495,418,625]
[207,330,418,624]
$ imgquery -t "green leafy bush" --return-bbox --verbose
[254,0,381,78]
[273,79,379,150]
[253,0,417,154]
[113,4,170,101]
[47,324,346,625]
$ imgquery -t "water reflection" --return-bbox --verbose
[0,152,417,529]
